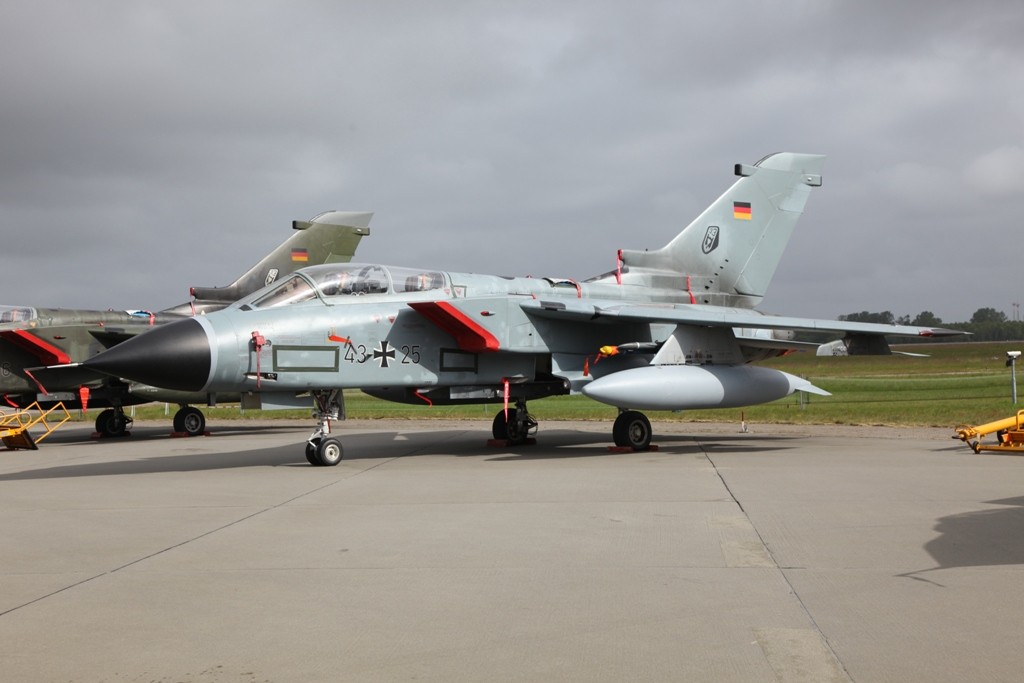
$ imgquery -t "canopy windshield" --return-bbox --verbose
[250,264,446,309]
[0,306,37,324]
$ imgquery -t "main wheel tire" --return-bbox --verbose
[316,437,344,466]
[613,411,652,451]
[173,406,206,436]
[95,409,129,437]
[95,409,115,435]
[491,409,528,445]
[491,410,509,440]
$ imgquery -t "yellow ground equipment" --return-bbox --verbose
[954,410,1024,454]
[0,402,72,450]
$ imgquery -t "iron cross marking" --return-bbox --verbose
[373,340,396,368]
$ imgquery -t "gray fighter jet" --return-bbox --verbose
[2,211,370,436]
[74,153,965,463]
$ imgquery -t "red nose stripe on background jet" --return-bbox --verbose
[0,329,72,366]
[83,318,212,392]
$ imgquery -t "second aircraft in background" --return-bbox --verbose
[1,211,370,436]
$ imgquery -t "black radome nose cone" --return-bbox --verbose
[85,318,212,392]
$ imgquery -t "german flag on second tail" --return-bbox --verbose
[733,202,752,220]
[291,248,309,262]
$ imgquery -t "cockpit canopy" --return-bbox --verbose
[0,305,37,324]
[249,264,447,309]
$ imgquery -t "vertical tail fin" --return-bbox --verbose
[164,211,372,315]
[620,153,824,307]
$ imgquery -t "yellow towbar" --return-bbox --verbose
[953,410,1024,454]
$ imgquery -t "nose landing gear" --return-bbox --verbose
[305,389,345,466]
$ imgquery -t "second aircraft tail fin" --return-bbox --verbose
[165,211,372,315]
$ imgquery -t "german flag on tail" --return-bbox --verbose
[733,202,752,220]
[291,248,309,262]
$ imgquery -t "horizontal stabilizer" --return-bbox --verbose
[23,362,107,392]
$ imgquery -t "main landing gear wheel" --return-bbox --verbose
[173,406,206,436]
[95,408,131,438]
[491,411,511,439]
[613,410,652,451]
[491,406,536,446]
[305,437,343,466]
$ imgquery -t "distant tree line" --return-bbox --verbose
[837,308,1024,342]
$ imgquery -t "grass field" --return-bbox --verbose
[116,341,1024,430]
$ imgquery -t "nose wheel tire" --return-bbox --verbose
[613,411,652,451]
[307,437,343,466]
[305,440,321,466]
[95,409,131,438]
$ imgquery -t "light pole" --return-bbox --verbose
[1008,351,1021,404]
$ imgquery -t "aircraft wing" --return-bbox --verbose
[520,298,965,341]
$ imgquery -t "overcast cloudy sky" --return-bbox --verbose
[2,1,1021,323]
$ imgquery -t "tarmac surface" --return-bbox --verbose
[1,417,1023,682]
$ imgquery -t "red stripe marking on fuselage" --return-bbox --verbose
[408,301,500,353]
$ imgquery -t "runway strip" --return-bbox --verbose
[0,419,1019,682]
